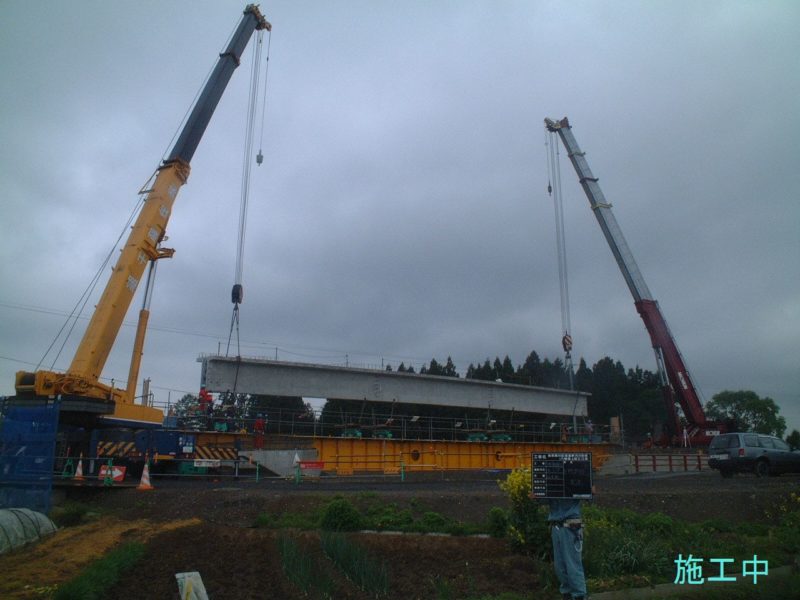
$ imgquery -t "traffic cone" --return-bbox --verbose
[138,455,154,491]
[74,453,85,481]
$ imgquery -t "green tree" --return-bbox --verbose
[575,358,592,393]
[248,394,312,434]
[443,356,459,378]
[427,358,444,376]
[786,429,800,450]
[173,393,198,418]
[501,355,515,380]
[588,357,628,425]
[466,359,494,381]
[518,350,543,386]
[705,390,786,437]
[493,357,504,380]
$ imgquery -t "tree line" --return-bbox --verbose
[383,351,664,439]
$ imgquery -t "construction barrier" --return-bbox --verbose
[633,453,709,473]
[0,401,60,513]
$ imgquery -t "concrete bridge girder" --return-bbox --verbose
[200,356,588,417]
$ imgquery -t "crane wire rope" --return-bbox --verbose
[38,197,146,372]
[545,129,575,390]
[256,29,273,165]
[39,17,242,373]
[225,27,272,380]
[160,19,241,165]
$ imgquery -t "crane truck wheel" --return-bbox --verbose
[754,459,770,478]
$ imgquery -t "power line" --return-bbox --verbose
[0,300,582,376]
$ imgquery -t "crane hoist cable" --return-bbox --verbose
[40,21,249,377]
[545,129,575,391]
[160,20,241,165]
[226,27,273,364]
[256,30,273,166]
[38,197,145,372]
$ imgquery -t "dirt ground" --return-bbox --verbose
[2,470,799,599]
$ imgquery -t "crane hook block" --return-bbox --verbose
[562,333,573,353]
[231,284,244,304]
[256,151,263,165]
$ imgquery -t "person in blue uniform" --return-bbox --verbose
[546,498,587,600]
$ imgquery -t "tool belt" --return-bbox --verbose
[551,518,582,529]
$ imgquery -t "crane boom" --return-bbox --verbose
[545,117,714,439]
[15,5,270,425]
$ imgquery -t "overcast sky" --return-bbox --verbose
[1,1,798,430]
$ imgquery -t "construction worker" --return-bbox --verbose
[547,497,587,600]
[254,414,265,449]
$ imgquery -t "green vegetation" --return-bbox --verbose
[254,509,319,530]
[465,595,532,600]
[54,542,145,600]
[321,532,389,597]
[364,501,415,530]
[50,502,95,528]
[430,574,454,600]
[277,535,334,598]
[320,497,363,531]
[664,572,800,599]
[787,428,800,450]
[254,495,486,535]
[705,390,786,436]
[497,468,550,559]
[499,469,800,593]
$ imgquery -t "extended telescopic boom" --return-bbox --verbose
[15,6,270,426]
[545,117,717,441]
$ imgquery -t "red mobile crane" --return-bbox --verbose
[545,117,724,445]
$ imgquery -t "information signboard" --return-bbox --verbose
[531,452,593,499]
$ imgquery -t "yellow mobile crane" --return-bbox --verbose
[14,5,270,427]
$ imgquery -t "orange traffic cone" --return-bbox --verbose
[137,455,154,491]
[74,453,85,481]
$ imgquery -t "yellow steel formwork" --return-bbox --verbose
[312,437,611,475]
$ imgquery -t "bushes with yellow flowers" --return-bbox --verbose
[498,468,551,559]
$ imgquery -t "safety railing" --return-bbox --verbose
[165,407,617,446]
[632,453,709,473]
